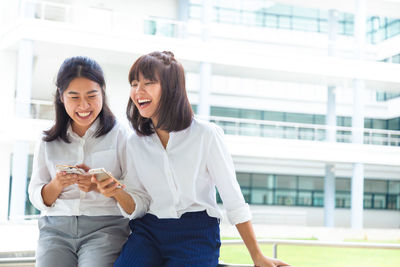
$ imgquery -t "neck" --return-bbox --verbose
[155,128,169,149]
[71,122,89,137]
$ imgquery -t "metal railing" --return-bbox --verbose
[2,239,399,266]
[9,99,400,147]
[210,115,400,146]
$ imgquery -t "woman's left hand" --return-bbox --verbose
[253,254,291,267]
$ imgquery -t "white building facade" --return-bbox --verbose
[1,0,400,228]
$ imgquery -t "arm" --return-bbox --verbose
[41,172,77,206]
[206,125,290,266]
[236,221,290,267]
[28,141,75,209]
[91,176,135,215]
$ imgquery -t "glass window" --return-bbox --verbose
[336,192,351,208]
[191,104,197,114]
[373,194,386,209]
[240,109,262,120]
[387,194,399,210]
[298,191,312,206]
[313,192,324,206]
[388,118,400,130]
[336,178,350,191]
[252,173,273,188]
[275,190,296,205]
[386,20,400,38]
[211,106,239,118]
[314,115,325,125]
[286,113,314,124]
[251,189,273,204]
[365,180,387,193]
[364,118,372,129]
[372,119,387,129]
[276,175,296,189]
[298,176,323,190]
[337,116,352,127]
[388,181,400,194]
[364,194,373,208]
[236,172,251,187]
[264,111,284,121]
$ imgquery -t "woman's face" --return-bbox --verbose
[62,77,103,136]
[130,72,162,124]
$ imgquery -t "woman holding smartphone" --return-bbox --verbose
[28,56,130,267]
[94,51,290,267]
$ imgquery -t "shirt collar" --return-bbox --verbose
[67,118,100,139]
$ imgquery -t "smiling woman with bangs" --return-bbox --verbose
[94,51,291,267]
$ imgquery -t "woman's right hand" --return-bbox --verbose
[52,171,78,191]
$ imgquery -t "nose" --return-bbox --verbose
[135,83,145,92]
[79,98,90,109]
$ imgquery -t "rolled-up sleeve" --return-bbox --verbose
[117,141,151,220]
[28,140,53,211]
[206,125,252,225]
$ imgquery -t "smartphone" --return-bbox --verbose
[56,165,85,174]
[88,168,124,188]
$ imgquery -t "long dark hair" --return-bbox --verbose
[126,51,193,136]
[43,56,115,143]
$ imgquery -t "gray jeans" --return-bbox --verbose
[36,216,130,267]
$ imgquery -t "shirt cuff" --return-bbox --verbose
[226,203,252,225]
[117,191,146,220]
[32,184,54,211]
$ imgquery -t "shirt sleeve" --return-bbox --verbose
[28,140,53,211]
[206,124,252,225]
[117,138,151,220]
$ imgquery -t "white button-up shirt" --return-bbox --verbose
[28,120,129,216]
[121,118,251,225]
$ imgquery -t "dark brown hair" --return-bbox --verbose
[43,56,115,143]
[126,51,193,136]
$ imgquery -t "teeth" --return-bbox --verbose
[78,112,90,117]
[138,99,151,104]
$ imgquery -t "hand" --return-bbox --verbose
[253,254,291,267]
[75,164,97,192]
[52,171,78,191]
[92,177,123,198]
[76,174,97,192]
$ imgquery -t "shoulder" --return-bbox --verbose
[109,120,132,138]
[192,117,224,137]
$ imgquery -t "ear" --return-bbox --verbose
[58,89,64,103]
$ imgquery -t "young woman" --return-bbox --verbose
[94,51,291,267]
[28,56,130,267]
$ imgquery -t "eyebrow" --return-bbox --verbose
[67,89,98,95]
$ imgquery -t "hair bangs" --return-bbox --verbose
[129,55,161,83]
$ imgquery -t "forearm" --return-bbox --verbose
[236,221,263,261]
[113,189,136,215]
[41,181,63,207]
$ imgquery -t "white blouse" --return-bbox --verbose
[121,118,251,225]
[28,120,129,216]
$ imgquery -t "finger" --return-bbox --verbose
[75,163,90,172]
[101,182,119,194]
[98,178,115,189]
